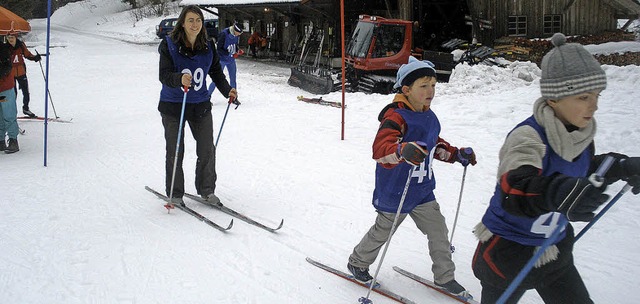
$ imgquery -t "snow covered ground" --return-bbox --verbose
[2,1,640,303]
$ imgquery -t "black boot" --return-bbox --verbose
[347,263,373,283]
[5,138,19,154]
[23,107,37,118]
[0,139,6,152]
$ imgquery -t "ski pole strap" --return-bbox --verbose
[229,96,241,109]
[589,155,615,187]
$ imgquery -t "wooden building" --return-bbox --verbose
[179,0,640,60]
[470,0,640,42]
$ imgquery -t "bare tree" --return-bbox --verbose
[121,0,137,9]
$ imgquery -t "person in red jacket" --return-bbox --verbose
[7,34,41,118]
[0,38,19,153]
[248,30,264,58]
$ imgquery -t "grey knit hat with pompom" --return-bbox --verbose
[540,33,607,100]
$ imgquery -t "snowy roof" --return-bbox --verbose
[180,0,300,5]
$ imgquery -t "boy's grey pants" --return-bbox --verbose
[348,201,456,284]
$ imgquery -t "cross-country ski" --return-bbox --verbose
[296,95,344,108]
[184,192,283,233]
[17,115,72,123]
[306,257,416,304]
[393,266,478,304]
[145,186,233,232]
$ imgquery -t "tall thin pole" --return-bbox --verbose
[340,0,345,140]
[44,0,52,166]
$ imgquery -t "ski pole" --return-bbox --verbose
[167,86,189,209]
[449,165,468,253]
[496,155,614,304]
[359,168,413,304]
[575,183,632,241]
[215,96,241,146]
[35,50,59,118]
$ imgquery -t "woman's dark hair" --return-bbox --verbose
[170,5,209,50]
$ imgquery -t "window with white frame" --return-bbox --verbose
[267,23,275,36]
[508,15,527,36]
[543,15,562,36]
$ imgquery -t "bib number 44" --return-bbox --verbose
[411,149,436,183]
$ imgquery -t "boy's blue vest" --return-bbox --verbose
[482,116,592,246]
[373,108,440,213]
[159,37,213,103]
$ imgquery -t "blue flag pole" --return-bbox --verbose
[43,0,52,166]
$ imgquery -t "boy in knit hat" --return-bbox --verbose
[471,33,640,303]
[347,56,477,298]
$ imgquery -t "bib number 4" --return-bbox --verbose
[531,212,565,238]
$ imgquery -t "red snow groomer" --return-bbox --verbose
[289,15,458,95]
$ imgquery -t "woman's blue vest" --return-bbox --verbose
[159,37,213,104]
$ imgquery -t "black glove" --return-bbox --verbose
[595,153,640,193]
[398,141,428,166]
[33,54,42,62]
[550,176,609,222]
[626,176,640,195]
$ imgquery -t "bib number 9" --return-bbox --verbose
[181,67,205,91]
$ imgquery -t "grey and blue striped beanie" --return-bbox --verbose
[540,33,606,100]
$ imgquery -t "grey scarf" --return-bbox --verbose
[532,97,596,161]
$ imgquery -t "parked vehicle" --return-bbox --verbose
[289,15,422,94]
[156,18,218,40]
[156,18,177,39]
[204,19,219,38]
